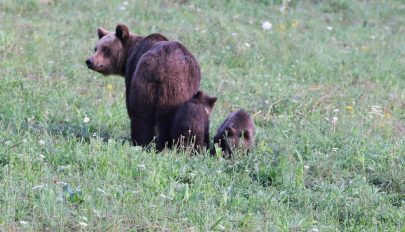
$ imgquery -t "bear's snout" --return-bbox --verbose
[85,58,93,68]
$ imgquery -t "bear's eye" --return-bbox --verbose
[94,47,97,52]
[102,47,110,54]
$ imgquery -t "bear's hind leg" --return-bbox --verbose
[131,117,155,148]
[156,117,173,151]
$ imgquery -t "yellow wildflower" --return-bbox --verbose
[345,105,354,113]
[291,20,299,28]
[276,24,286,32]
[106,84,113,92]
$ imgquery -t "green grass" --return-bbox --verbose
[1,0,404,230]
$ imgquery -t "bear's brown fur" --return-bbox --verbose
[213,109,255,157]
[86,24,201,150]
[170,91,217,151]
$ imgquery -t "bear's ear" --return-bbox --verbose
[98,27,109,39]
[116,24,129,42]
[207,96,217,108]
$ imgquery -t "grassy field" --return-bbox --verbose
[1,0,404,231]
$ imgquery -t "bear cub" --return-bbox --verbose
[170,90,217,151]
[213,109,255,157]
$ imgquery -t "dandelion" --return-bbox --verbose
[291,20,299,28]
[19,221,29,225]
[261,21,272,31]
[83,116,90,123]
[39,140,45,145]
[345,105,354,113]
[326,26,333,31]
[244,42,251,48]
[106,84,113,92]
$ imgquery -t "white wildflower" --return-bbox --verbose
[83,116,90,123]
[261,21,272,31]
[78,222,88,227]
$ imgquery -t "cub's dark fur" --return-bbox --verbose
[170,91,217,151]
[213,109,255,157]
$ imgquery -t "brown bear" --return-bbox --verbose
[86,24,201,151]
[213,109,255,157]
[170,90,217,152]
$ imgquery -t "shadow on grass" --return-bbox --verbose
[3,119,131,144]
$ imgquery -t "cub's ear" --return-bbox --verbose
[243,130,251,139]
[116,24,129,41]
[227,127,236,137]
[207,96,217,108]
[97,27,109,39]
[193,90,203,99]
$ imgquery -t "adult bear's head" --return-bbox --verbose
[86,24,133,76]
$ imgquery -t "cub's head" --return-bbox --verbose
[193,91,217,115]
[225,127,253,150]
[85,24,131,76]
